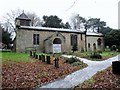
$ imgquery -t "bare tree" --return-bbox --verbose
[2,9,22,34]
[70,14,86,31]
[2,9,42,51]
[27,12,42,26]
[0,23,2,42]
[2,9,42,37]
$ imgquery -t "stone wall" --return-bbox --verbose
[16,28,86,53]
[86,36,104,52]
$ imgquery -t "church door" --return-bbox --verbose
[53,38,62,53]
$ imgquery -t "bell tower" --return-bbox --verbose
[15,11,31,27]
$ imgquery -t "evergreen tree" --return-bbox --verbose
[1,24,12,49]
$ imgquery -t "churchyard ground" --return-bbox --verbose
[1,52,87,89]
[1,50,120,89]
[74,51,120,89]
[74,66,120,89]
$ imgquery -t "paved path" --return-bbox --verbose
[35,54,120,89]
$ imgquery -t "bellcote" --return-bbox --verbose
[15,12,31,27]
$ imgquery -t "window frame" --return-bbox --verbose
[71,34,78,46]
[33,34,39,45]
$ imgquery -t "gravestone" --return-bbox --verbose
[39,55,41,60]
[35,54,38,59]
[41,55,45,62]
[46,56,51,64]
[33,52,36,58]
[30,51,32,56]
[54,58,59,68]
[112,61,120,74]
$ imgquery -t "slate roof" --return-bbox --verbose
[86,32,103,36]
[20,26,85,34]
[16,12,31,20]
[19,26,103,36]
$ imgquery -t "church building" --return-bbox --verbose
[14,12,104,53]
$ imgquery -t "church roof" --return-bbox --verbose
[19,26,85,34]
[19,26,103,36]
[86,32,103,36]
[16,12,31,20]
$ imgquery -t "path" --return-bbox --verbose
[35,54,120,89]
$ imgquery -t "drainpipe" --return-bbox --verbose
[84,31,87,52]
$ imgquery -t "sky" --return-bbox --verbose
[0,0,119,29]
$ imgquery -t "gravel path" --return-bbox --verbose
[35,54,120,89]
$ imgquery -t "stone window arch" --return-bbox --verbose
[97,38,102,45]
[88,43,90,48]
[93,43,96,51]
[53,38,61,44]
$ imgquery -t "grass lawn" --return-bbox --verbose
[2,52,87,89]
[71,51,120,61]
[1,52,32,62]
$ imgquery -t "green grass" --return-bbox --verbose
[100,51,119,57]
[1,52,33,62]
[71,51,120,61]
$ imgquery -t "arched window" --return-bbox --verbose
[93,43,96,51]
[88,43,90,48]
[53,38,61,44]
[97,38,102,45]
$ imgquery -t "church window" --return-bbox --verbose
[88,43,90,48]
[71,35,77,46]
[33,34,39,45]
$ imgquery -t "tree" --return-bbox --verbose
[87,18,106,32]
[3,9,22,34]
[70,14,86,30]
[1,24,12,49]
[99,26,112,35]
[0,24,2,42]
[105,29,120,47]
[27,12,42,26]
[2,9,42,50]
[3,9,42,36]
[42,15,64,28]
[63,22,71,29]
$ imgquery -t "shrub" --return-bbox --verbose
[117,46,120,52]
[71,61,83,66]
[97,49,102,53]
[90,53,102,59]
[65,57,78,64]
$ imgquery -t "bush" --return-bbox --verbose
[71,61,83,66]
[90,53,102,59]
[97,49,102,53]
[65,57,78,64]
[117,46,120,52]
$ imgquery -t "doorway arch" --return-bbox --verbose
[53,38,62,53]
[53,38,61,44]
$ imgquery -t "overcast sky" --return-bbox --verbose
[0,0,119,29]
